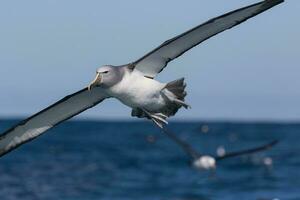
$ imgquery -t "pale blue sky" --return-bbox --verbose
[0,0,299,121]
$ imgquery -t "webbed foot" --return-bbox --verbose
[141,109,168,128]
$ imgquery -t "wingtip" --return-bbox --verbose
[263,139,280,150]
[263,0,285,7]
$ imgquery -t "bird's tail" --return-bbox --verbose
[160,78,190,117]
[131,78,190,128]
[165,78,187,101]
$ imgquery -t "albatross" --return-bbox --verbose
[0,0,284,157]
[162,128,278,170]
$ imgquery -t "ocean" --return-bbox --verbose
[0,119,299,200]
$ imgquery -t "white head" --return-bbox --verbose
[88,65,124,90]
[193,155,216,170]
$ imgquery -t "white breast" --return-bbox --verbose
[107,70,166,109]
[193,156,216,170]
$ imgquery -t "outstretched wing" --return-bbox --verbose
[162,127,201,160]
[216,140,279,161]
[133,0,284,78]
[0,88,108,157]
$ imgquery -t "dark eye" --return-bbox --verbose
[102,71,109,74]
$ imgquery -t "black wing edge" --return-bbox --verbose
[132,0,284,73]
[161,127,201,160]
[0,88,105,157]
[216,139,279,161]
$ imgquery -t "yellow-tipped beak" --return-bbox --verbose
[88,73,101,91]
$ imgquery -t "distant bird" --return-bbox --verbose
[0,0,284,157]
[162,128,278,170]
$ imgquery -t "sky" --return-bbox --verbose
[0,0,299,121]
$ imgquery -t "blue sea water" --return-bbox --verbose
[0,119,299,200]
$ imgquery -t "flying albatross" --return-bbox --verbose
[162,128,279,170]
[0,0,284,157]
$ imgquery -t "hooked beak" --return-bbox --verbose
[88,73,101,91]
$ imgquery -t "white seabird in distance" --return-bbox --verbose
[162,128,279,170]
[0,0,284,157]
